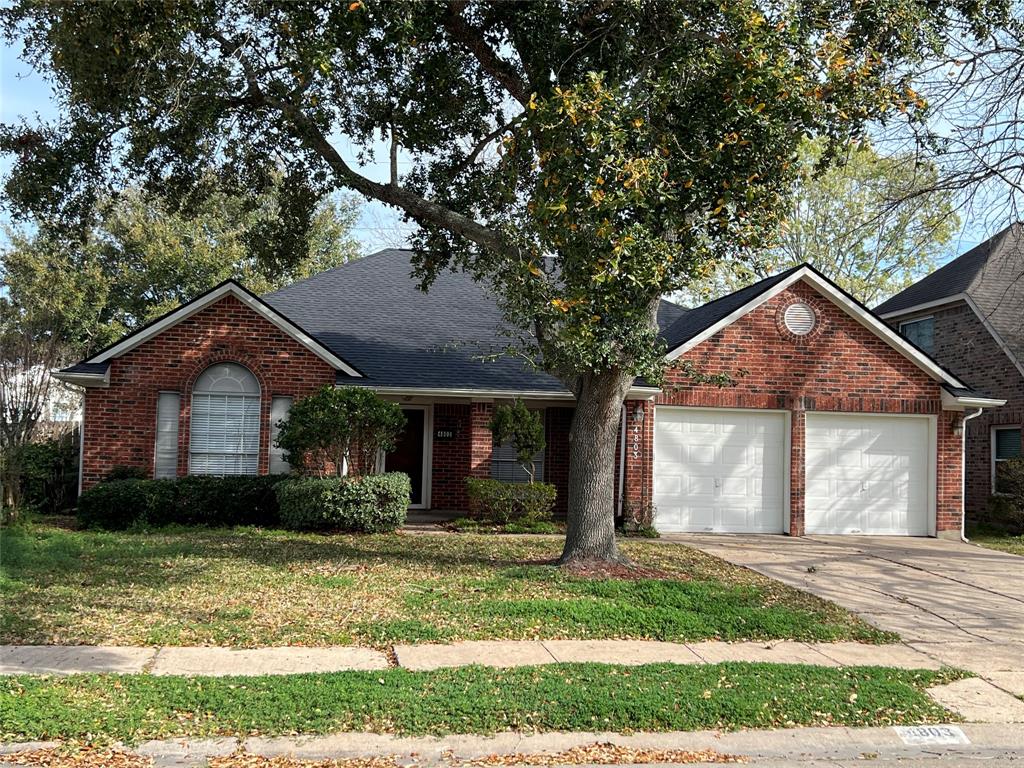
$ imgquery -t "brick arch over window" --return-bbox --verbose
[177,350,276,477]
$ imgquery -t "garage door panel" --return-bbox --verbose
[805,414,930,536]
[654,408,786,533]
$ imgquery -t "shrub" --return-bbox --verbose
[987,457,1024,534]
[275,386,406,476]
[9,432,79,514]
[465,478,556,525]
[276,473,410,532]
[77,479,176,530]
[104,465,149,482]
[76,474,288,530]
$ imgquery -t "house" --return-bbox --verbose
[876,223,1024,519]
[57,249,1003,537]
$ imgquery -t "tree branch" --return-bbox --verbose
[442,1,530,106]
[216,31,519,259]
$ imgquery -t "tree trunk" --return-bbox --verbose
[558,367,635,565]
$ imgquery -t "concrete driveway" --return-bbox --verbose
[669,534,1024,696]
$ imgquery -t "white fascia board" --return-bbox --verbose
[351,385,662,401]
[665,267,967,390]
[877,294,967,320]
[53,369,110,388]
[940,390,1006,411]
[86,282,362,377]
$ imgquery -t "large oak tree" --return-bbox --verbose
[0,0,1007,563]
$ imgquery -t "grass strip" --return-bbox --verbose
[1,662,963,743]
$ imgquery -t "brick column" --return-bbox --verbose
[468,401,494,479]
[789,408,805,536]
[623,401,654,515]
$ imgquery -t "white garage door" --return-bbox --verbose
[805,413,932,536]
[653,408,786,533]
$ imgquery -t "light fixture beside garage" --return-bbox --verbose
[783,301,817,336]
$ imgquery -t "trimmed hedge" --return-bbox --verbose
[77,474,286,530]
[465,478,556,525]
[275,473,411,532]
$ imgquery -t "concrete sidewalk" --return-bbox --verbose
[5,723,1024,767]
[1,638,945,676]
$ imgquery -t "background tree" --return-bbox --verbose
[0,238,106,507]
[275,387,406,478]
[489,400,546,484]
[0,0,1007,564]
[681,139,960,306]
[4,177,363,352]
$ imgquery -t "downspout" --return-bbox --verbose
[616,405,627,519]
[960,408,984,543]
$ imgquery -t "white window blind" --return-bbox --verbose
[154,392,181,479]
[491,440,545,484]
[189,363,261,476]
[269,396,293,475]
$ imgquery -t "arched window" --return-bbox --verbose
[189,363,261,475]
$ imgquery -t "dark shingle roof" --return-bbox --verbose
[874,223,1024,362]
[660,265,803,350]
[265,250,692,393]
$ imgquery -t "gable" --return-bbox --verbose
[664,280,949,404]
[665,267,966,390]
[69,280,361,380]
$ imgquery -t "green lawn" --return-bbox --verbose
[0,663,963,742]
[967,525,1024,556]
[0,520,893,647]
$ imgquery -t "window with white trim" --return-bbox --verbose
[154,392,181,479]
[269,396,293,475]
[189,363,261,476]
[490,411,545,484]
[899,316,935,354]
[993,426,1022,493]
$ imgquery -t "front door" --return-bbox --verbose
[385,408,425,506]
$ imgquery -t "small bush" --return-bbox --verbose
[165,475,283,527]
[77,479,177,530]
[77,474,288,530]
[984,493,1024,535]
[465,478,556,525]
[276,473,411,532]
[13,433,80,514]
[104,465,149,482]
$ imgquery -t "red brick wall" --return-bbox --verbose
[626,280,963,534]
[430,403,472,509]
[885,301,1024,517]
[81,295,336,488]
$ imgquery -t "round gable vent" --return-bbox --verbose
[783,302,816,336]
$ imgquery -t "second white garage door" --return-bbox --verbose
[653,408,786,533]
[805,413,932,536]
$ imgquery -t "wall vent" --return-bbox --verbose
[783,302,816,336]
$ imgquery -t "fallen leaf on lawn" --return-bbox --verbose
[3,746,153,768]
[445,741,745,765]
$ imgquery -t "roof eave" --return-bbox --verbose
[53,369,110,388]
[940,390,1006,411]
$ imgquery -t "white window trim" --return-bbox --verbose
[188,364,263,477]
[991,425,1023,493]
[153,390,182,479]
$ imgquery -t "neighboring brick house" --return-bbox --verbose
[876,223,1024,520]
[58,250,1001,537]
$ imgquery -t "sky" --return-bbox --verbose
[0,36,991,262]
